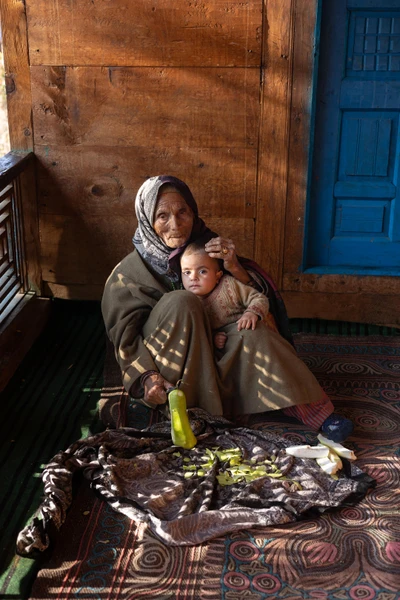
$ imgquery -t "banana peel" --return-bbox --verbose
[317,434,356,460]
[316,451,343,475]
[286,436,356,477]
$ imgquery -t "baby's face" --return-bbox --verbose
[181,251,223,297]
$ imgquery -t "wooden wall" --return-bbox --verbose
[10,0,266,300]
[2,0,398,324]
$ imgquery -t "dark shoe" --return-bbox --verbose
[320,414,354,443]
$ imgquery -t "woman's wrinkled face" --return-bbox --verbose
[181,251,223,297]
[153,192,194,249]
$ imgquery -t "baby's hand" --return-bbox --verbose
[237,311,258,331]
[214,332,227,349]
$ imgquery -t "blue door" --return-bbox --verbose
[306,0,400,274]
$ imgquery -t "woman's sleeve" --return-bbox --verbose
[101,268,159,396]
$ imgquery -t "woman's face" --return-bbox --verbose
[153,192,194,248]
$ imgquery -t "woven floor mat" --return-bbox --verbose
[29,334,400,599]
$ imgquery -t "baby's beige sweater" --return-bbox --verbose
[201,275,270,330]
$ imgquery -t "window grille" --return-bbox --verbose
[0,174,28,323]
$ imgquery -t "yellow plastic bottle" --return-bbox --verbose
[168,387,197,450]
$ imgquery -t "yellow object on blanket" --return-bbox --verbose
[168,387,197,450]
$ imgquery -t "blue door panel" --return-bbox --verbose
[341,81,400,108]
[334,182,396,198]
[329,238,398,267]
[306,0,400,273]
[335,201,388,234]
[338,113,396,179]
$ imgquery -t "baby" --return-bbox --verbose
[180,239,270,349]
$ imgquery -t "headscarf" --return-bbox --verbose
[132,175,213,282]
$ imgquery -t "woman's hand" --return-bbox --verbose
[143,373,174,406]
[204,236,240,272]
[237,311,258,331]
[205,236,253,286]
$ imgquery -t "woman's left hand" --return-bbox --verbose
[204,236,240,272]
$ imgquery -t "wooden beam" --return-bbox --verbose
[255,0,294,286]
[26,0,262,67]
[284,0,319,274]
[284,272,400,296]
[0,152,32,186]
[283,290,400,326]
[34,145,257,221]
[0,0,33,152]
[30,66,259,151]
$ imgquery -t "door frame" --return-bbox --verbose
[255,0,400,324]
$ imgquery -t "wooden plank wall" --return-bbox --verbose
[3,0,397,323]
[24,0,265,299]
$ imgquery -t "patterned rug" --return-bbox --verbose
[29,334,400,600]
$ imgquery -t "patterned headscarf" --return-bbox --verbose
[132,175,212,281]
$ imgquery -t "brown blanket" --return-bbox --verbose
[16,410,374,555]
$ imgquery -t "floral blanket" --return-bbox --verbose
[17,410,374,556]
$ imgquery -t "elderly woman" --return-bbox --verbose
[102,175,353,441]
